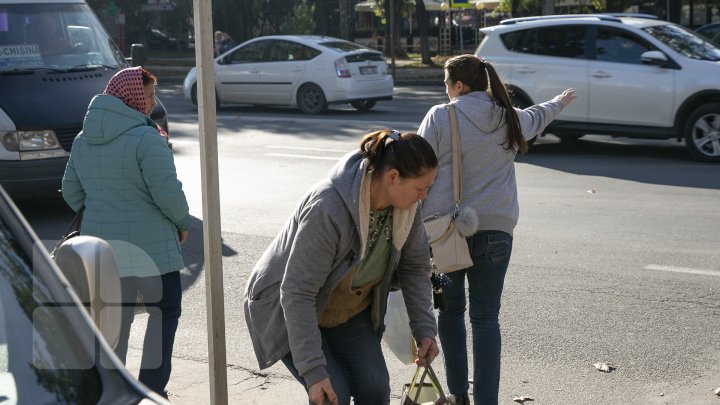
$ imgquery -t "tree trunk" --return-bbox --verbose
[511,0,521,17]
[415,0,431,64]
[339,0,349,39]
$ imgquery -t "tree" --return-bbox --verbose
[415,0,431,64]
[281,1,316,34]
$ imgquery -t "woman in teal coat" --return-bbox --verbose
[62,66,191,397]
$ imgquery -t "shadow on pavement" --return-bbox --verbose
[518,136,720,190]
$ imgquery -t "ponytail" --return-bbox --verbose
[444,54,527,154]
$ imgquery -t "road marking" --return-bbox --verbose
[266,145,349,153]
[645,264,720,277]
[265,153,341,161]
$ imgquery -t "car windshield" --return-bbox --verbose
[0,216,103,403]
[319,40,368,52]
[0,3,126,71]
[642,24,720,61]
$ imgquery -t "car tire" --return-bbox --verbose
[191,84,221,109]
[510,93,537,146]
[555,134,585,141]
[297,84,327,114]
[350,100,376,111]
[684,103,720,162]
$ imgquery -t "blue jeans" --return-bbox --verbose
[282,308,390,405]
[114,271,182,397]
[437,231,513,405]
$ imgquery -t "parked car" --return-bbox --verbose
[0,185,171,404]
[146,28,187,51]
[0,0,171,200]
[696,22,720,48]
[182,35,393,113]
[475,14,720,162]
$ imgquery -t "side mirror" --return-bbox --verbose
[640,50,668,66]
[53,236,122,349]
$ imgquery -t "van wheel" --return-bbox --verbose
[350,100,376,111]
[511,94,537,146]
[684,103,720,162]
[298,84,327,114]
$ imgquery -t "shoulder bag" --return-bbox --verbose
[423,105,473,273]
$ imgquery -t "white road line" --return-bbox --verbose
[266,145,349,153]
[645,264,720,277]
[265,153,341,161]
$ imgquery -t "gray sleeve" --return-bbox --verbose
[418,106,441,156]
[396,207,436,342]
[279,198,341,388]
[516,98,565,141]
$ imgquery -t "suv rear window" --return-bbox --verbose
[501,26,587,58]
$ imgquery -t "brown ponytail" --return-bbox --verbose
[360,129,438,178]
[444,54,527,154]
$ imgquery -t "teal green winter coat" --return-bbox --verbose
[62,94,191,278]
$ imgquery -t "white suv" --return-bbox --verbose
[476,14,720,162]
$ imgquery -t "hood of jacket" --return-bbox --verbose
[327,151,417,260]
[81,94,154,145]
[450,91,506,133]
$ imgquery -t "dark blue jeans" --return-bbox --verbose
[114,271,182,397]
[437,231,513,405]
[282,307,390,405]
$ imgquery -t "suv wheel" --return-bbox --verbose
[684,103,720,162]
[297,84,327,114]
[350,100,376,111]
[511,94,538,145]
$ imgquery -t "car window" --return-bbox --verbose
[0,217,102,403]
[501,26,587,58]
[268,40,318,62]
[595,28,653,64]
[318,40,368,52]
[225,40,268,64]
[643,24,720,61]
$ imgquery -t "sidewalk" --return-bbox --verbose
[127,348,308,404]
[145,56,444,86]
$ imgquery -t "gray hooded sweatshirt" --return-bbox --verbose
[418,91,566,236]
[244,151,436,388]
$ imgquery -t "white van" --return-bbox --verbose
[0,0,169,199]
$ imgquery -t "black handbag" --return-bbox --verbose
[50,207,84,259]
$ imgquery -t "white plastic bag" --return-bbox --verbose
[383,290,415,364]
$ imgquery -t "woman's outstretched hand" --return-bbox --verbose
[556,88,577,107]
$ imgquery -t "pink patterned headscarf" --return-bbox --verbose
[104,67,147,114]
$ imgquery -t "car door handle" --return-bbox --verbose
[591,71,612,78]
[516,67,536,74]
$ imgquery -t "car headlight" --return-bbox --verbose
[1,130,61,151]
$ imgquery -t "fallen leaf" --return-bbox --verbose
[512,396,534,404]
[714,386,720,396]
[594,362,617,373]
[587,189,596,193]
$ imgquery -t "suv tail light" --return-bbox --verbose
[334,58,351,78]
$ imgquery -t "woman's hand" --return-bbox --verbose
[415,336,440,367]
[556,88,577,107]
[178,230,189,244]
[308,378,338,405]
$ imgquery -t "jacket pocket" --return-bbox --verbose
[246,284,288,360]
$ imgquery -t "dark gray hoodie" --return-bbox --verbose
[244,150,436,387]
[418,91,566,236]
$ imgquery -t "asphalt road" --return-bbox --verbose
[19,84,720,404]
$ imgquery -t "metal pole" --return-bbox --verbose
[666,0,670,21]
[390,0,396,78]
[191,0,228,403]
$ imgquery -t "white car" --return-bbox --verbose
[476,14,720,162]
[183,35,393,114]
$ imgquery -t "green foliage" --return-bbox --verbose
[497,0,607,16]
[280,0,316,35]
